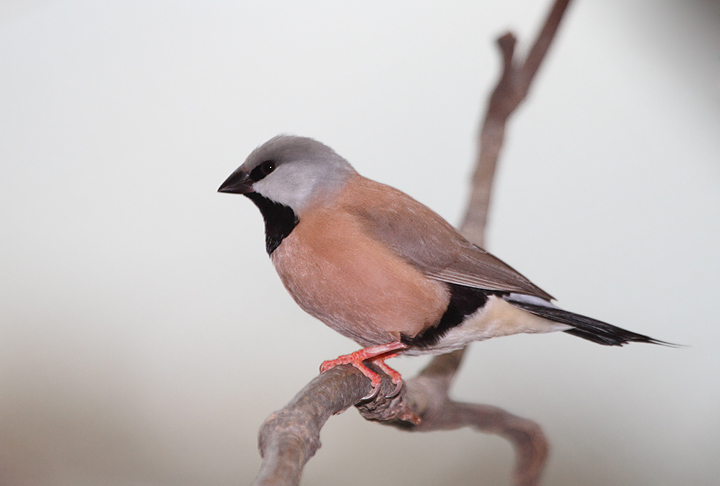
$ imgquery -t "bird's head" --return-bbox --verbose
[218,135,356,214]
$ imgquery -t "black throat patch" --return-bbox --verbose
[244,193,299,255]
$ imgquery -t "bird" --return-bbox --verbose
[218,135,665,399]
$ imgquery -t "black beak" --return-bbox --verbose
[218,167,253,194]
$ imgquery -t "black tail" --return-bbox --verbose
[508,301,670,346]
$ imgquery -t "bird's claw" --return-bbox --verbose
[361,376,403,401]
[360,381,382,401]
[385,379,403,399]
[319,342,408,402]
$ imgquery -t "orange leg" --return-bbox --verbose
[320,341,408,400]
[371,353,404,397]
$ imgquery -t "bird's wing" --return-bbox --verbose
[342,176,553,300]
[426,244,553,300]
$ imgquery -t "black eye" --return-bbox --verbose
[249,160,276,182]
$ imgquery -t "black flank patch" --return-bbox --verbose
[244,193,299,255]
[402,284,506,348]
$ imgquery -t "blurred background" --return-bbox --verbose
[1,1,718,485]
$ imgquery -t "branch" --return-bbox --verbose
[461,0,572,245]
[253,1,573,484]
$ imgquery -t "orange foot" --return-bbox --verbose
[320,341,408,400]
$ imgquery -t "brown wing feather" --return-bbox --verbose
[338,175,553,300]
[426,245,553,300]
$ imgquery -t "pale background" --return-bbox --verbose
[1,1,718,485]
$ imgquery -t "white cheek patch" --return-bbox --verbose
[254,168,315,212]
[253,160,354,213]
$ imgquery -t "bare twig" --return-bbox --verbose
[461,0,572,245]
[253,1,573,484]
